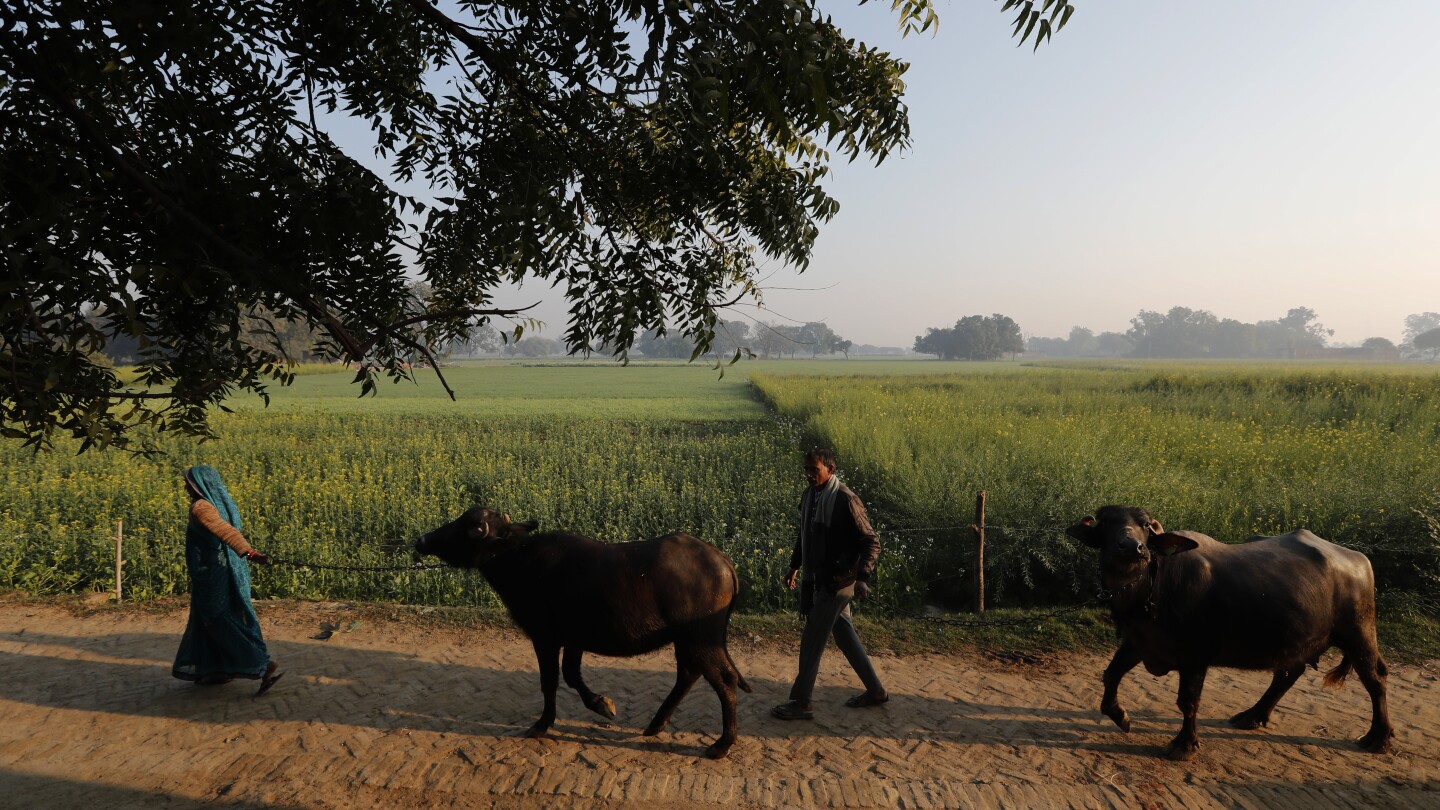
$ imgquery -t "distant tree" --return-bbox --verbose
[512,336,561,358]
[771,325,805,358]
[1403,313,1440,346]
[796,321,848,358]
[1361,337,1397,353]
[1025,335,1069,356]
[451,326,505,357]
[834,339,853,359]
[753,323,784,360]
[1413,328,1440,360]
[993,314,1025,359]
[1025,326,1098,357]
[1126,306,1329,359]
[1066,326,1098,356]
[636,329,696,359]
[1211,318,1256,358]
[1276,306,1333,348]
[914,314,1022,360]
[914,327,954,360]
[703,320,752,361]
[1095,331,1133,356]
[1128,307,1219,358]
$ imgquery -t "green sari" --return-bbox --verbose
[172,465,270,682]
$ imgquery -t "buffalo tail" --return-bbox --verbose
[722,557,753,693]
[1323,656,1352,688]
[728,648,753,693]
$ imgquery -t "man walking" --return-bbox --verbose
[771,447,888,721]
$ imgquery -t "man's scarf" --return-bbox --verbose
[799,475,842,574]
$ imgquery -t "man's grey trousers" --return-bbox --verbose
[788,582,885,705]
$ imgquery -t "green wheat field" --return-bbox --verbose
[3,359,1438,617]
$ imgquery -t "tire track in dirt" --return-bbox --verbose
[0,602,1436,808]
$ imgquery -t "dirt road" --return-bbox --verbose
[1,600,1435,808]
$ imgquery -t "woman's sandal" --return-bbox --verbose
[844,690,889,709]
[255,660,284,697]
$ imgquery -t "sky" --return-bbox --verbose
[386,1,1440,349]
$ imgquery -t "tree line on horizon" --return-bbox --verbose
[93,304,1440,367]
[468,319,866,361]
[910,308,1440,362]
[1029,308,1440,361]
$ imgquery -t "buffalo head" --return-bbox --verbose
[1067,505,1199,584]
[416,506,539,568]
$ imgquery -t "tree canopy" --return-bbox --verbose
[1413,327,1440,360]
[913,314,1024,360]
[1,0,1073,451]
[1403,313,1440,347]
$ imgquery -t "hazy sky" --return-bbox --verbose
[430,2,1440,348]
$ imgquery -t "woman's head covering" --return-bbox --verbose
[184,465,242,530]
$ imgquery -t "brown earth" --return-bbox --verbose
[1,599,1436,809]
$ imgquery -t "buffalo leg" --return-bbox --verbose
[1166,665,1208,761]
[644,659,700,737]
[1353,654,1395,753]
[1100,640,1143,732]
[696,646,740,760]
[562,647,617,720]
[526,640,561,738]
[1229,666,1303,729]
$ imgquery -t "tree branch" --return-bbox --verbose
[2,34,371,363]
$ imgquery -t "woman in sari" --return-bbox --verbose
[172,465,283,695]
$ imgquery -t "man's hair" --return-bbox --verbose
[804,447,837,472]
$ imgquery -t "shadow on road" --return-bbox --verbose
[0,627,1371,761]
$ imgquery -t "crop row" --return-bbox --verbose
[750,364,1440,610]
[0,412,820,610]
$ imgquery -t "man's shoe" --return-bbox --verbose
[844,690,889,709]
[770,701,814,721]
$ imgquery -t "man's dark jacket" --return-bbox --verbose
[788,481,881,591]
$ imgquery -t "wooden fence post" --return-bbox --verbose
[113,518,124,602]
[972,490,986,614]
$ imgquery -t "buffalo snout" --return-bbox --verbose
[1114,537,1148,561]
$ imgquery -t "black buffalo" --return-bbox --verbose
[415,507,752,759]
[1067,505,1394,760]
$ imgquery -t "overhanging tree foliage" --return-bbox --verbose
[0,0,1073,451]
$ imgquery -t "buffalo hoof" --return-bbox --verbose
[522,724,550,739]
[703,739,734,760]
[642,720,666,737]
[1228,710,1269,730]
[1103,708,1131,733]
[1164,737,1197,761]
[590,695,618,721]
[1357,729,1395,754]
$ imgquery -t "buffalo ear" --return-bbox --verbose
[1065,516,1102,548]
[1148,533,1198,557]
[1147,518,1165,535]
